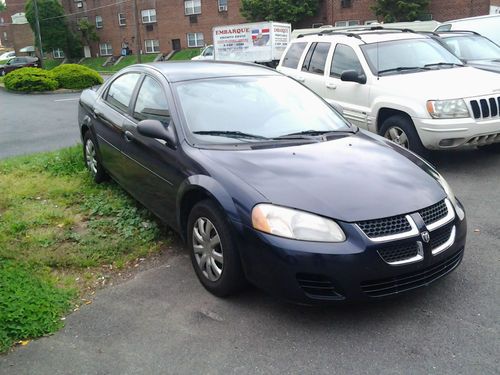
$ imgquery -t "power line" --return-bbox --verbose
[40,0,131,21]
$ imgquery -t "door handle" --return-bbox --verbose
[93,109,102,118]
[124,131,135,142]
[326,83,337,90]
[295,76,305,83]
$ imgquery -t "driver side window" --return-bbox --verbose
[330,44,364,78]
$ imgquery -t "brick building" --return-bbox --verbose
[0,1,34,54]
[62,0,246,58]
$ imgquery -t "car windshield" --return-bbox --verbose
[361,38,464,76]
[441,35,500,61]
[174,76,352,145]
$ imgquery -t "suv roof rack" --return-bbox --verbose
[296,26,416,40]
[432,29,481,36]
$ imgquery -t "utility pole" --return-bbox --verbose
[33,0,44,68]
[133,0,142,63]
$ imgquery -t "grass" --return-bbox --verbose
[0,146,170,352]
[0,59,9,65]
[170,48,201,61]
[79,54,158,72]
[43,59,63,70]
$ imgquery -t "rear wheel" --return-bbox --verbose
[380,114,426,156]
[187,200,246,297]
[83,131,107,183]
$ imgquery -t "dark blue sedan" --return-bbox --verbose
[78,61,467,303]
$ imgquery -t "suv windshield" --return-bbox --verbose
[361,38,463,76]
[175,76,351,145]
[441,35,500,61]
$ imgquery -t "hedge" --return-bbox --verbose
[52,64,103,89]
[4,68,59,92]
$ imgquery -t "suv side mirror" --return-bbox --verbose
[340,70,366,84]
[137,119,177,148]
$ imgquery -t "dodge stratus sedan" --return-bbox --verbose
[78,61,466,303]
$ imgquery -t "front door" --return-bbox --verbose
[172,39,181,51]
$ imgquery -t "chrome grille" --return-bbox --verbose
[469,97,500,119]
[419,200,448,226]
[378,242,419,264]
[357,215,411,238]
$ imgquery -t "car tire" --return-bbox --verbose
[380,114,426,156]
[83,131,107,183]
[187,199,247,297]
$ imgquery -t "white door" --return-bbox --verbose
[84,45,91,58]
[324,43,371,129]
[277,41,310,82]
[299,42,332,98]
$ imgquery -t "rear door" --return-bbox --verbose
[92,72,141,182]
[324,43,371,129]
[277,41,309,82]
[119,74,181,226]
[299,42,332,98]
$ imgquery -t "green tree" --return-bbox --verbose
[25,0,82,58]
[372,0,430,22]
[0,3,6,12]
[78,18,99,57]
[240,0,319,26]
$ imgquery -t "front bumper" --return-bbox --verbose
[232,210,466,304]
[414,116,500,150]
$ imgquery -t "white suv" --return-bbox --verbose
[277,29,500,154]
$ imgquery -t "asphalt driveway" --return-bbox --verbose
[0,148,499,374]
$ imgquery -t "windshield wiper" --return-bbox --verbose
[193,130,268,140]
[424,62,464,68]
[378,66,430,75]
[276,129,356,140]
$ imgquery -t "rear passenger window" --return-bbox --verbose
[282,42,307,69]
[330,44,364,78]
[105,73,141,113]
[133,76,170,124]
[303,42,330,75]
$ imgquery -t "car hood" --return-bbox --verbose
[199,132,446,222]
[379,66,500,99]
[466,59,500,74]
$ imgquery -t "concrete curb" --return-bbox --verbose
[0,84,82,95]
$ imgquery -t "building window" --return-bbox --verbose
[53,48,65,59]
[145,39,160,53]
[141,9,156,23]
[118,13,126,26]
[334,20,360,27]
[3,31,7,41]
[187,32,204,47]
[0,17,4,25]
[185,0,201,15]
[95,15,103,28]
[99,42,112,56]
[218,0,227,12]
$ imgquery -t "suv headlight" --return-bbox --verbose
[252,204,346,242]
[427,99,470,119]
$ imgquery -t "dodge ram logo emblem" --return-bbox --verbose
[421,231,430,243]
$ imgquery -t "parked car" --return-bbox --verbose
[429,31,500,74]
[435,14,500,46]
[0,50,16,60]
[191,45,214,61]
[0,56,40,76]
[78,61,466,303]
[277,28,500,154]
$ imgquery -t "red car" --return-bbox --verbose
[0,56,40,76]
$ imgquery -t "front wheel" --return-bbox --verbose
[187,200,247,297]
[380,114,426,156]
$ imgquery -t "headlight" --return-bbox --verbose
[427,99,470,119]
[252,204,346,242]
[435,174,465,220]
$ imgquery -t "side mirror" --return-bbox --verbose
[137,119,177,148]
[340,70,366,84]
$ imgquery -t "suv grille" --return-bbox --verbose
[361,248,463,297]
[419,200,448,226]
[357,215,411,238]
[296,273,344,300]
[378,242,419,264]
[470,97,500,119]
[430,223,454,250]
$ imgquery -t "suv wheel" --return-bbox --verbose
[187,199,247,297]
[83,131,107,183]
[380,115,426,156]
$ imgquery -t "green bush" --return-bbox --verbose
[4,68,59,92]
[52,64,103,89]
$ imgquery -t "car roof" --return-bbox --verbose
[441,14,500,24]
[297,30,428,45]
[135,61,281,82]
